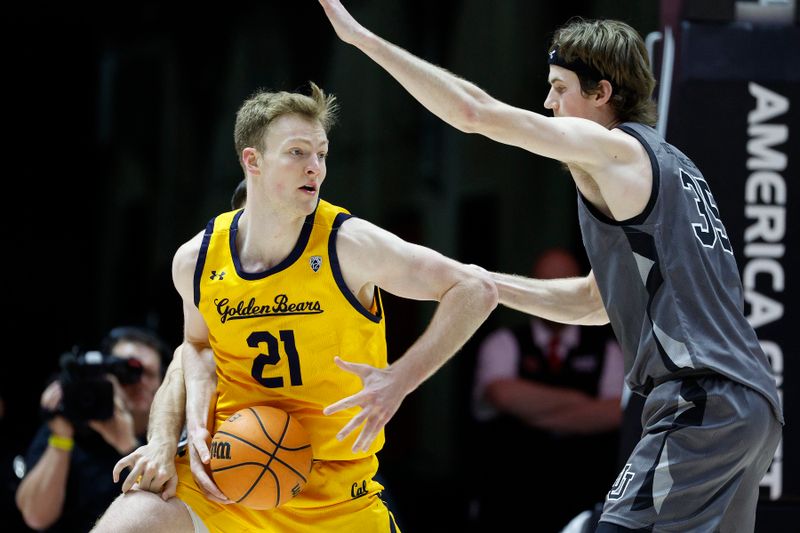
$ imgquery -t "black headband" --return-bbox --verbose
[547,46,606,82]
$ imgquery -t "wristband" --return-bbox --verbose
[48,435,74,452]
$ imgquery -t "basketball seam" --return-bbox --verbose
[250,407,292,508]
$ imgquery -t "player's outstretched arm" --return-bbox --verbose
[324,217,498,452]
[112,345,186,499]
[489,269,609,326]
[172,233,231,504]
[318,0,621,167]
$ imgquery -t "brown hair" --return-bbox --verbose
[550,18,657,126]
[233,82,338,169]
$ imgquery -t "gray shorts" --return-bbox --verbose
[600,376,781,533]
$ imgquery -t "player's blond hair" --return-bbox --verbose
[550,18,657,126]
[234,82,339,170]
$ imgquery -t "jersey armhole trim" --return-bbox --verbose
[193,217,216,308]
[578,123,661,227]
[328,213,383,324]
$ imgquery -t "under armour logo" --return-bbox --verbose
[608,464,635,501]
[309,256,322,273]
[549,49,556,60]
[210,270,226,280]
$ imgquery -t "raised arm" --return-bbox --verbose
[324,217,497,451]
[491,269,609,326]
[171,232,230,503]
[319,0,624,165]
[319,1,652,220]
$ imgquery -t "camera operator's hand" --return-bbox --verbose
[88,379,138,454]
[113,439,178,499]
[40,381,74,439]
[188,426,230,504]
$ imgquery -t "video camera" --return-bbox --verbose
[55,350,143,422]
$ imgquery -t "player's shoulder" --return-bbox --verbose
[172,229,206,276]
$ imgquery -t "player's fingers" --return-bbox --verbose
[190,435,211,464]
[353,414,384,452]
[138,463,159,490]
[333,356,373,378]
[113,454,134,483]
[120,461,144,493]
[162,475,178,501]
[323,393,359,416]
[193,467,230,503]
[139,468,169,494]
[335,409,369,441]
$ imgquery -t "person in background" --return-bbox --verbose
[15,327,169,532]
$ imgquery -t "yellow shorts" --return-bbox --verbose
[175,453,400,532]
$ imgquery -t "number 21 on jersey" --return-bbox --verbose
[248,330,303,388]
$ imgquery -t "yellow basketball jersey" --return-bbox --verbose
[194,199,387,460]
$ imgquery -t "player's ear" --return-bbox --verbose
[593,79,614,107]
[242,147,261,176]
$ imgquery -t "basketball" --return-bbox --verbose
[210,405,314,510]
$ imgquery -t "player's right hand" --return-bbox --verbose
[188,427,231,504]
[113,441,178,500]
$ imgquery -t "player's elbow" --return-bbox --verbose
[468,274,499,316]
[455,92,496,134]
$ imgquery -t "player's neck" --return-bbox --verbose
[235,204,307,271]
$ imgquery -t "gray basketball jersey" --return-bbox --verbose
[577,122,783,422]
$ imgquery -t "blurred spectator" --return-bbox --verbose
[470,248,624,532]
[15,327,169,532]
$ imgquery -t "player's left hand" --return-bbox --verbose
[113,440,178,500]
[323,356,407,453]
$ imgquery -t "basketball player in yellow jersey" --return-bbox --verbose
[92,83,497,533]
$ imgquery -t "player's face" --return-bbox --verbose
[112,340,162,416]
[260,114,328,216]
[544,65,594,120]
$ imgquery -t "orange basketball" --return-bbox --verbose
[210,405,314,510]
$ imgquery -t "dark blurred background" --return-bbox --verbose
[29,0,800,531]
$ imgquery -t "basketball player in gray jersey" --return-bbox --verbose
[319,2,783,531]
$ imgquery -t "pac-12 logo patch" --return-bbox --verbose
[608,464,635,501]
[309,256,322,272]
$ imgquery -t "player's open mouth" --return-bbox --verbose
[299,185,317,193]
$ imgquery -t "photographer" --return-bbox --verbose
[15,326,168,532]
